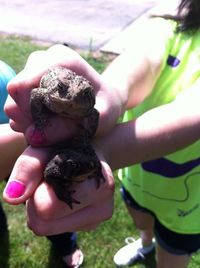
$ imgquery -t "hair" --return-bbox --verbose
[153,0,200,32]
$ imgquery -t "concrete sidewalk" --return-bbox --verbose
[102,0,179,54]
[0,0,178,53]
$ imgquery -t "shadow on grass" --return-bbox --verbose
[0,202,9,268]
[133,249,156,268]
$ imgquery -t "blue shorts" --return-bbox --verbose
[121,186,200,255]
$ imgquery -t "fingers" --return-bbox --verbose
[4,95,32,132]
[26,159,114,235]
[3,43,117,235]
[27,197,114,235]
[46,45,101,86]
[6,99,80,146]
[33,158,114,218]
[3,145,50,205]
[25,115,80,146]
[5,44,103,137]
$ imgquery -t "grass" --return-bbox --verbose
[0,34,199,268]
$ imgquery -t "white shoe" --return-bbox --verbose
[113,237,155,267]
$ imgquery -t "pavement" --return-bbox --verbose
[0,0,179,54]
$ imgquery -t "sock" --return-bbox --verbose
[140,241,155,254]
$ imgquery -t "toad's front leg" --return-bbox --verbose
[30,87,51,131]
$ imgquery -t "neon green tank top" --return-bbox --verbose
[119,18,200,234]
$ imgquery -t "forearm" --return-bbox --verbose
[0,124,27,179]
[102,52,159,111]
[101,23,165,112]
[96,99,200,170]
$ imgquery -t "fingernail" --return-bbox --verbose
[6,180,26,198]
[30,128,46,145]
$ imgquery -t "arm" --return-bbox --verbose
[2,20,179,234]
[0,124,27,180]
[95,82,200,170]
[5,19,170,142]
[6,82,200,235]
[5,44,124,143]
[102,18,171,110]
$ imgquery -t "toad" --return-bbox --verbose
[30,66,104,208]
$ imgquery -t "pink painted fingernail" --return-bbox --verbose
[6,180,26,198]
[30,128,46,145]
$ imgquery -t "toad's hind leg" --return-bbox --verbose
[84,108,99,138]
[53,184,81,209]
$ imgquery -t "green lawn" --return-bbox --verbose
[0,35,200,268]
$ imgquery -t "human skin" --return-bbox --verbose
[0,124,26,180]
[5,45,124,141]
[4,45,117,233]
[3,39,200,235]
[96,82,200,170]
[4,83,200,235]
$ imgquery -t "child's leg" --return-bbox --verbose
[157,243,190,268]
[113,187,155,267]
[47,232,78,256]
[47,232,84,267]
[126,201,154,247]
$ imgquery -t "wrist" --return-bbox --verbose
[95,83,127,137]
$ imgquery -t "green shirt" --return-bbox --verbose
[119,18,200,234]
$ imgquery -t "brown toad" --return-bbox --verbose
[30,66,104,208]
[30,66,99,138]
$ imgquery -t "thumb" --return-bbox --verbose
[3,145,50,205]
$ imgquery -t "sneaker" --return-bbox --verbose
[113,237,155,267]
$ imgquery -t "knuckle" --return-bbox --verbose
[27,219,48,236]
[33,187,57,221]
[97,199,114,223]
[102,206,113,221]
[102,175,115,194]
[9,121,20,132]
[107,177,115,192]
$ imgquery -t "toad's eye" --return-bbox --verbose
[58,81,69,95]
